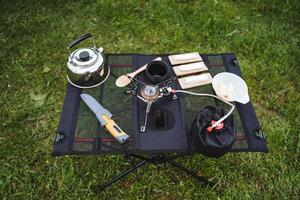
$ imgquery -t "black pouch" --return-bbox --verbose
[191,106,235,158]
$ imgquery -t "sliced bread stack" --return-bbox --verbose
[168,52,212,89]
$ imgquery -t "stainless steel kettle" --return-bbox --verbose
[66,33,110,88]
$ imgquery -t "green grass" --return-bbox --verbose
[1,0,299,199]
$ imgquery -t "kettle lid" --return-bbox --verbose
[69,47,103,67]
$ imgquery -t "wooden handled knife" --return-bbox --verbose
[80,94,129,143]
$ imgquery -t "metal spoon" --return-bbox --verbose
[115,57,162,87]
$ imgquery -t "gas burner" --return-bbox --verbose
[125,77,177,133]
[140,85,159,101]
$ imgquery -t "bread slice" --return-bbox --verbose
[173,62,208,76]
[178,73,212,89]
[168,52,202,65]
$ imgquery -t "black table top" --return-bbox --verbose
[53,53,268,156]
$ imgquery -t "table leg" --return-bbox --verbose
[93,160,147,192]
[167,159,213,186]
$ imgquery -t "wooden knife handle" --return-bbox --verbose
[101,115,129,143]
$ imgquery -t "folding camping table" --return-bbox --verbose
[53,53,268,192]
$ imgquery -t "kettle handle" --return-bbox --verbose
[68,33,93,49]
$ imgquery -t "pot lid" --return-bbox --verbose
[69,47,103,67]
[67,47,104,75]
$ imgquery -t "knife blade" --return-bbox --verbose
[80,94,129,143]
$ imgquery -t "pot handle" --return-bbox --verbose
[68,33,92,49]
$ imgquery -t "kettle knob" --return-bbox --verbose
[79,51,90,61]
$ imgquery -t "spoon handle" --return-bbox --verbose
[128,57,162,77]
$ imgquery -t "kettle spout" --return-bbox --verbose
[98,47,104,53]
